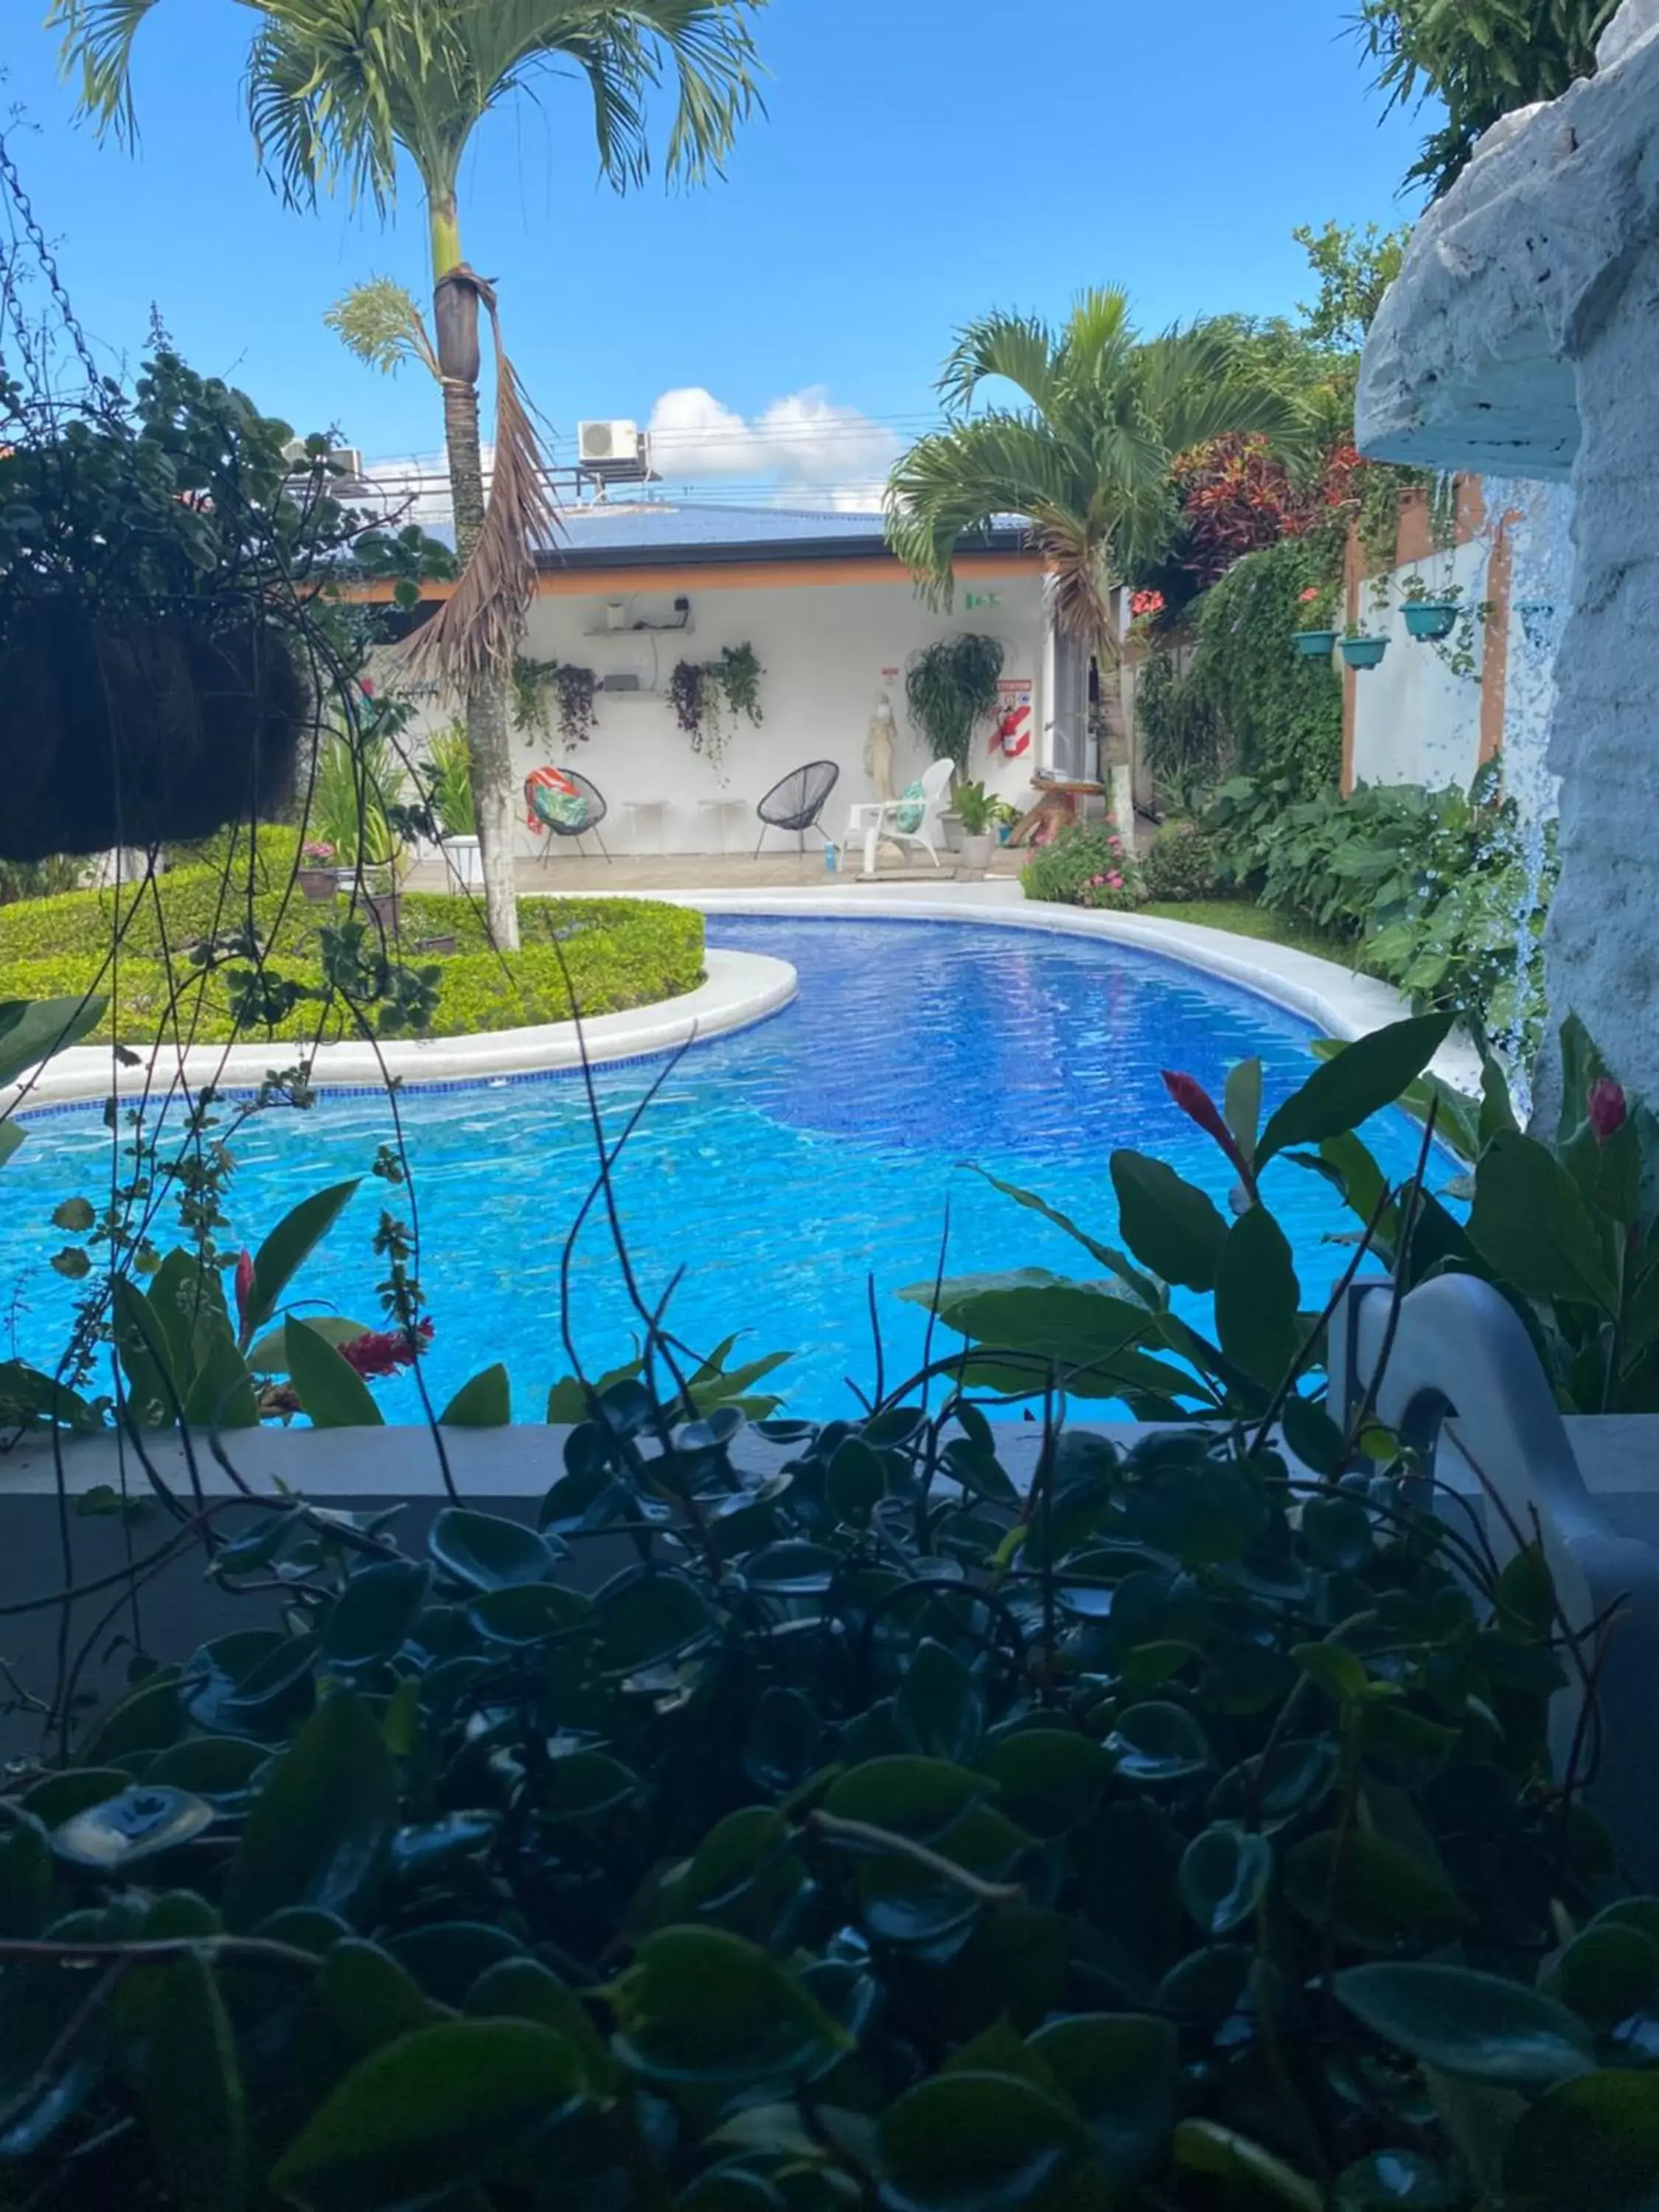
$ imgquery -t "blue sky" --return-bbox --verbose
[5,1,1430,495]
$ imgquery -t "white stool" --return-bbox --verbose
[622,799,669,856]
[696,796,748,856]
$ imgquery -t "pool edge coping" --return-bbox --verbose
[1,947,799,1116]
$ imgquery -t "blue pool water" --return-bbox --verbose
[1,919,1439,1419]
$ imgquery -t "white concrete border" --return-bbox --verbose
[1,947,798,1114]
[664,886,1484,1093]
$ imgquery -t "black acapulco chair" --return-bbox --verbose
[754,759,840,858]
[527,769,611,862]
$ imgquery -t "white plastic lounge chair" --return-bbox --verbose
[841,757,953,876]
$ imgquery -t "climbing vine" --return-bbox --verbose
[669,643,765,773]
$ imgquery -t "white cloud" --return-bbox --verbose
[644,385,901,500]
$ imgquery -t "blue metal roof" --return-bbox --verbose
[551,502,891,552]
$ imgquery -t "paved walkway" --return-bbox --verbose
[403,851,1026,897]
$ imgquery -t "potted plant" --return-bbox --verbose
[1340,622,1389,671]
[1293,583,1338,660]
[952,779,998,871]
[424,723,482,889]
[297,840,337,901]
[1402,573,1461,641]
[904,634,1005,771]
[992,796,1021,845]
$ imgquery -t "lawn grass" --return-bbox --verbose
[1141,898,1352,962]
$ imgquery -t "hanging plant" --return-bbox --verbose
[509,655,560,745]
[553,664,597,751]
[905,633,1005,773]
[670,645,762,774]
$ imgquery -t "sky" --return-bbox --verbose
[3,0,1432,506]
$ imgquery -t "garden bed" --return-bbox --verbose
[0,844,705,1045]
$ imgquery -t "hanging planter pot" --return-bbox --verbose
[1340,636,1389,671]
[1404,601,1460,641]
[1293,629,1338,661]
[0,602,306,860]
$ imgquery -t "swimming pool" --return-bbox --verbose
[0,917,1441,1419]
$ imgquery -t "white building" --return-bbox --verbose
[373,504,1090,858]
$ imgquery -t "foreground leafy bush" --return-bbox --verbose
[1020,822,1142,911]
[0,1368,1621,2211]
[0,876,704,1044]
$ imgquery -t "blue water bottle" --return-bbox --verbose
[823,838,838,874]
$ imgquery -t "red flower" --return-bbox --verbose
[1162,1071,1258,1200]
[1299,588,1321,605]
[234,1249,255,1336]
[1588,1077,1628,1143]
[1130,588,1166,619]
[338,1318,434,1379]
[360,677,377,699]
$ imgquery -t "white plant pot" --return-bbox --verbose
[958,832,995,872]
[445,835,484,891]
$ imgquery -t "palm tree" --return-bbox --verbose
[52,0,765,950]
[886,291,1310,777]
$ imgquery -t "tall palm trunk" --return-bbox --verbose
[431,198,519,953]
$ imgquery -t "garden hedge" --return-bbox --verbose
[0,864,705,1044]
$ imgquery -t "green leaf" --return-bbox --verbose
[611,1927,848,2087]
[1335,1963,1595,2087]
[243,1179,361,1341]
[223,1691,396,1931]
[1468,1132,1618,1314]
[1542,1923,1659,2034]
[286,1317,385,1427]
[823,1756,991,1842]
[1293,1640,1371,1703]
[595,1569,714,1674]
[465,1958,617,2093]
[181,1315,258,1430]
[139,1951,245,2212]
[1287,1833,1470,1951]
[0,994,105,1089]
[538,1751,641,1823]
[1502,2068,1659,2212]
[894,1640,984,1765]
[1175,2119,1324,2211]
[1214,1204,1302,1390]
[827,1436,886,1520]
[937,1280,1150,1380]
[1282,1395,1349,1478]
[1107,1703,1212,1784]
[1029,2013,1180,2188]
[428,1508,557,1593]
[966,1167,1164,1307]
[51,1785,212,1871]
[83,1672,185,1761]
[1257,1014,1454,1168]
[1179,1822,1273,1936]
[1110,1151,1229,1292]
[0,1812,51,1938]
[466,1582,591,1645]
[245,1314,369,1377]
[111,1275,180,1427]
[975,1729,1112,1840]
[321,1562,430,1672]
[317,1938,430,2055]
[270,2021,588,2212]
[1225,1058,1264,1166]
[439,1363,511,1427]
[878,2070,1093,2212]
[386,1923,524,2007]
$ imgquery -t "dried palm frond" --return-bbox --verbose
[403,268,557,691]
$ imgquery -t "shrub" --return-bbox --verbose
[1019,821,1141,911]
[1186,537,1344,797]
[1135,644,1229,810]
[1141,820,1225,902]
[0,883,704,1045]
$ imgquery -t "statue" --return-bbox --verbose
[863,691,897,803]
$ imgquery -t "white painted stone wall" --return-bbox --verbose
[1350,537,1494,794]
[1357,0,1659,1102]
[389,571,1049,857]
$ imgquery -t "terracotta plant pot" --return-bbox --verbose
[1404,601,1459,641]
[1340,636,1389,671]
[297,867,337,903]
[1293,630,1338,660]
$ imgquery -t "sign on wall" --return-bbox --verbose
[992,677,1033,759]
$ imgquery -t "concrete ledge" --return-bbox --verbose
[671,888,1484,1093]
[1,947,797,1113]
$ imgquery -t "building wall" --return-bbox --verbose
[390,565,1050,856]
[1349,535,1495,793]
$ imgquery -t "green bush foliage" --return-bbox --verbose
[0,870,704,1045]
[1207,767,1554,1051]
[1019,822,1142,911]
[1140,821,1226,903]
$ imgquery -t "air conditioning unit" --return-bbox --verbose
[282,439,367,481]
[577,420,651,482]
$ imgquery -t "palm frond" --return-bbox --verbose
[1055,287,1135,386]
[325,278,440,381]
[936,310,1057,420]
[47,0,163,146]
[405,273,560,691]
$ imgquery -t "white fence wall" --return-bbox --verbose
[1349,538,1493,793]
[386,571,1049,857]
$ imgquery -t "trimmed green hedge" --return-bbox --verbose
[0,869,705,1045]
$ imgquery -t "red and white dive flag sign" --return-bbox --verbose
[992,677,1032,759]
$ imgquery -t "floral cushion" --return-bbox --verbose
[893,779,927,835]
[525,768,588,831]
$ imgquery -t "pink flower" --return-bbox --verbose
[1107,872,1124,888]
[1108,837,1124,854]
[1588,1077,1627,1142]
[234,1250,255,1336]
[360,677,377,699]
[1299,588,1321,605]
[338,1318,434,1379]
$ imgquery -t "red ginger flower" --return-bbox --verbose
[338,1318,434,1378]
[234,1250,255,1336]
[1588,1077,1628,1142]
[1162,1071,1259,1200]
